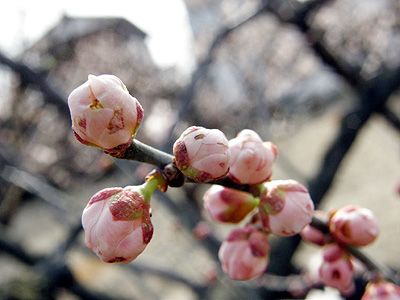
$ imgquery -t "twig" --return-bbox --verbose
[0,50,70,117]
[114,139,174,167]
[0,165,78,225]
[163,2,270,152]
[262,0,362,87]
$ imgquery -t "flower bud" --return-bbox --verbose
[203,185,259,223]
[68,74,144,153]
[258,180,314,236]
[218,226,270,280]
[192,221,213,241]
[318,244,355,294]
[173,126,230,182]
[81,185,153,263]
[361,281,400,300]
[228,129,278,185]
[329,205,379,247]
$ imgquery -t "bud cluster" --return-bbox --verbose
[300,205,380,296]
[180,128,315,281]
[68,75,314,281]
[206,178,314,281]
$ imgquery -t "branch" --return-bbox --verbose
[380,105,400,132]
[0,50,70,117]
[0,233,40,266]
[262,0,362,87]
[0,223,117,299]
[0,165,78,225]
[267,63,400,278]
[163,3,269,152]
[114,139,174,167]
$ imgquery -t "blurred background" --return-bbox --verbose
[0,0,399,299]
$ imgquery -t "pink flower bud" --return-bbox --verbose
[300,210,330,246]
[361,281,400,300]
[228,129,278,185]
[259,180,314,236]
[329,205,379,247]
[397,179,400,196]
[218,226,270,280]
[203,185,259,223]
[192,221,213,240]
[318,244,355,293]
[173,126,230,182]
[81,185,153,263]
[68,74,144,153]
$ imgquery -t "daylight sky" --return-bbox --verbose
[0,0,195,73]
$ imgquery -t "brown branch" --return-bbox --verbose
[380,105,400,133]
[112,139,174,167]
[0,50,70,117]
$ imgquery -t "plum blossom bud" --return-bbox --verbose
[68,74,144,153]
[258,180,314,236]
[82,185,153,263]
[218,226,270,280]
[397,179,400,196]
[173,126,230,182]
[192,221,213,241]
[318,244,355,294]
[329,205,379,247]
[228,129,278,185]
[300,210,330,246]
[361,281,400,300]
[203,185,259,223]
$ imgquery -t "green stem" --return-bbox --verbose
[139,171,167,202]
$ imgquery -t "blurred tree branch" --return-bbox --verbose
[0,51,70,117]
[261,0,362,87]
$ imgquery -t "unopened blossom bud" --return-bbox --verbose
[192,221,213,241]
[173,126,230,182]
[258,180,314,236]
[397,179,400,196]
[300,210,330,246]
[82,184,154,263]
[329,205,379,247]
[318,244,355,294]
[203,185,259,223]
[361,281,400,300]
[218,226,270,280]
[228,129,278,185]
[68,74,143,153]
